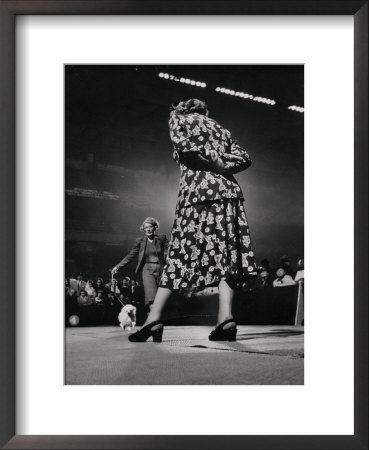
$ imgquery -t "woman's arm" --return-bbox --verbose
[173,150,219,172]
[222,139,252,174]
[170,114,251,175]
[111,239,141,273]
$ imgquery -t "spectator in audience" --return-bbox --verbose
[95,277,107,294]
[65,279,78,321]
[280,255,296,278]
[106,278,121,296]
[69,272,86,295]
[106,291,116,306]
[77,289,93,306]
[65,278,76,297]
[85,280,96,300]
[255,269,273,289]
[273,267,296,287]
[120,279,131,301]
[76,287,105,326]
[260,258,275,277]
[94,289,105,305]
[295,259,304,283]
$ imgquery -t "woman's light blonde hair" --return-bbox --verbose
[140,217,160,231]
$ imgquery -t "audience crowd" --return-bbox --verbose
[194,255,304,294]
[241,256,304,290]
[253,256,304,290]
[65,255,304,326]
[65,273,145,326]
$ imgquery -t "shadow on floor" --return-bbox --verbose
[237,329,304,341]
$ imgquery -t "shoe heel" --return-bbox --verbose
[152,327,163,343]
[227,328,237,341]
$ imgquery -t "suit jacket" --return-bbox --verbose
[117,234,169,273]
[169,112,252,210]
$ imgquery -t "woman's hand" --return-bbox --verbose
[180,148,242,175]
[111,267,119,275]
[225,154,244,163]
[209,150,227,173]
[209,150,244,174]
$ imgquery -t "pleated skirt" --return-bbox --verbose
[159,199,257,293]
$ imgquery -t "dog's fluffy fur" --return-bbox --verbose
[118,304,137,330]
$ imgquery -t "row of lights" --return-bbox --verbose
[288,105,304,113]
[158,72,206,88]
[159,72,304,112]
[215,86,276,105]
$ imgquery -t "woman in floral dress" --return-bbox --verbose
[129,98,257,342]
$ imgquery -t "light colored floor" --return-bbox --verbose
[65,325,304,385]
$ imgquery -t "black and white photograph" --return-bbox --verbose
[65,64,304,385]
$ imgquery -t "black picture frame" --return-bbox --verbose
[0,1,367,448]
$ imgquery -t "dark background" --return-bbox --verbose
[65,65,304,279]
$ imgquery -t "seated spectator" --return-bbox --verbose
[95,277,107,294]
[106,291,117,307]
[65,278,78,322]
[76,289,105,326]
[260,258,275,277]
[77,289,93,306]
[120,279,131,301]
[105,278,120,295]
[85,280,96,300]
[295,259,304,283]
[280,255,296,278]
[94,289,105,305]
[273,267,296,287]
[69,272,86,295]
[65,278,76,297]
[255,269,273,289]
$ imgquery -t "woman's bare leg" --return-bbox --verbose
[217,279,236,329]
[143,287,172,326]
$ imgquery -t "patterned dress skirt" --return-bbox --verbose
[159,199,257,293]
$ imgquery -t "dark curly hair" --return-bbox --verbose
[170,98,208,117]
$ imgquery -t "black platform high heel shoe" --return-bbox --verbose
[128,320,164,343]
[208,318,237,342]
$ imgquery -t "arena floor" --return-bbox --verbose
[65,324,304,385]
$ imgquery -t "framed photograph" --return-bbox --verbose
[0,1,367,449]
[64,63,305,386]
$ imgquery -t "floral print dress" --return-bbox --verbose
[159,112,257,293]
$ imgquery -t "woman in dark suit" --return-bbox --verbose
[129,98,257,343]
[111,217,169,308]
